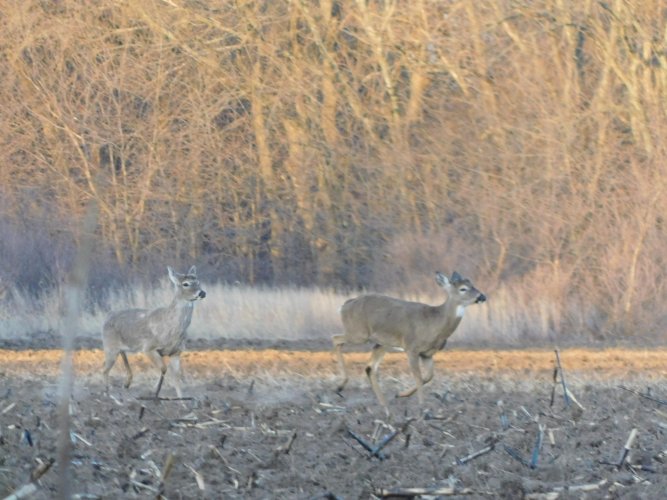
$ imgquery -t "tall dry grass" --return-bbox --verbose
[0,277,587,347]
[0,282,346,343]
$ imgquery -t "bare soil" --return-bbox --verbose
[1,348,666,499]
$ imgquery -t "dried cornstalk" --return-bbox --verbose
[456,443,495,465]
[619,386,667,406]
[554,478,608,493]
[551,350,585,411]
[276,430,297,454]
[375,486,475,497]
[530,424,546,469]
[4,458,55,500]
[156,453,176,500]
[554,349,570,406]
[136,397,194,401]
[346,428,387,460]
[503,445,530,468]
[618,428,638,468]
[185,464,206,491]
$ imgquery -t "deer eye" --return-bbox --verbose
[183,282,191,288]
[459,287,468,293]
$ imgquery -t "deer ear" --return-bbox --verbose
[188,265,197,276]
[168,266,179,285]
[451,271,463,282]
[435,271,450,287]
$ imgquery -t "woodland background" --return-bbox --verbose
[0,0,665,342]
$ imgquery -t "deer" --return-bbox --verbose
[102,266,206,399]
[333,271,486,411]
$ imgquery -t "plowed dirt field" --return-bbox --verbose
[1,348,666,499]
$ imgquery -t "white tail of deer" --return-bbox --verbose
[102,266,206,398]
[333,271,486,410]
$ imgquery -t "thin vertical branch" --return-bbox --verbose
[56,203,98,499]
[554,349,570,407]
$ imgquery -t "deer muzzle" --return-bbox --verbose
[476,293,486,303]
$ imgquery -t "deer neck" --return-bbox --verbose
[168,296,195,322]
[438,297,465,329]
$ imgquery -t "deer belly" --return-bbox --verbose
[369,330,403,348]
[155,330,187,356]
[158,346,182,357]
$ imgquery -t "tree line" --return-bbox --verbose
[0,0,665,338]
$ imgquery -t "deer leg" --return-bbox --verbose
[332,334,349,392]
[120,351,133,389]
[169,355,184,398]
[398,356,433,397]
[398,351,424,403]
[421,355,435,385]
[366,345,388,409]
[102,349,119,395]
[146,351,167,399]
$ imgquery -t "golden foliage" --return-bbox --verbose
[0,0,665,336]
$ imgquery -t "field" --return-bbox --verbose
[1,348,666,499]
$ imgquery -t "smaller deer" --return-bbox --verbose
[333,271,486,410]
[102,266,206,398]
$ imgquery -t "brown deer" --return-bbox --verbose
[333,271,486,410]
[102,266,206,398]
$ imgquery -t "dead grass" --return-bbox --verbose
[0,283,348,342]
[0,281,569,346]
[2,348,665,381]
